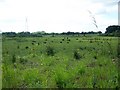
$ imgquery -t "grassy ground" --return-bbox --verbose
[2,35,119,88]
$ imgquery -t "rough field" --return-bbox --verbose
[2,35,119,88]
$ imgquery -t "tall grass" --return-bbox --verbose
[2,36,118,88]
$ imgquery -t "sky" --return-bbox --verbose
[0,0,119,33]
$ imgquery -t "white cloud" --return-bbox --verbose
[0,0,118,33]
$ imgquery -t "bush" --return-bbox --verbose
[74,51,81,60]
[19,57,28,64]
[46,46,55,56]
[12,54,16,64]
[25,46,29,49]
[17,45,19,49]
[93,56,97,59]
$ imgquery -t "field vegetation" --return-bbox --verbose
[2,34,119,88]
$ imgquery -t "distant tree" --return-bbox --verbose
[51,32,55,37]
[97,31,102,35]
[31,31,42,37]
[81,32,86,36]
[105,25,120,36]
[67,31,74,35]
[2,32,16,37]
[18,32,30,37]
[41,31,46,35]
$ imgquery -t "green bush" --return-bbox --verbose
[74,50,81,60]
[12,54,16,64]
[19,57,28,64]
[46,46,55,56]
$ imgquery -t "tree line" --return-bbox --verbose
[2,25,120,37]
[2,31,102,37]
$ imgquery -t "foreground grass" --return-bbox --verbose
[2,35,119,88]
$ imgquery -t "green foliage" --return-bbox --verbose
[74,50,81,60]
[19,57,28,64]
[2,65,21,88]
[46,46,55,56]
[2,35,118,88]
[21,68,42,88]
[105,25,120,37]
[54,67,68,88]
[77,67,85,75]
[12,54,16,64]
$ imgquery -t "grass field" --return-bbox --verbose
[2,35,119,88]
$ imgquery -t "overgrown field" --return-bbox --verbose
[2,35,119,88]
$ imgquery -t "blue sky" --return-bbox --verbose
[0,0,119,33]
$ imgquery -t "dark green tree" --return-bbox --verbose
[105,25,120,36]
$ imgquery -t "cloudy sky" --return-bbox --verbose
[0,0,119,33]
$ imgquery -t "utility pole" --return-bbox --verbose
[25,17,28,32]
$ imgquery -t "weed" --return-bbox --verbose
[78,67,85,75]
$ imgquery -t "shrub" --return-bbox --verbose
[43,42,47,44]
[32,43,34,45]
[46,46,55,56]
[19,57,28,64]
[67,39,71,41]
[74,51,81,60]
[93,56,97,59]
[90,40,93,43]
[17,46,19,49]
[12,54,16,64]
[25,46,29,49]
